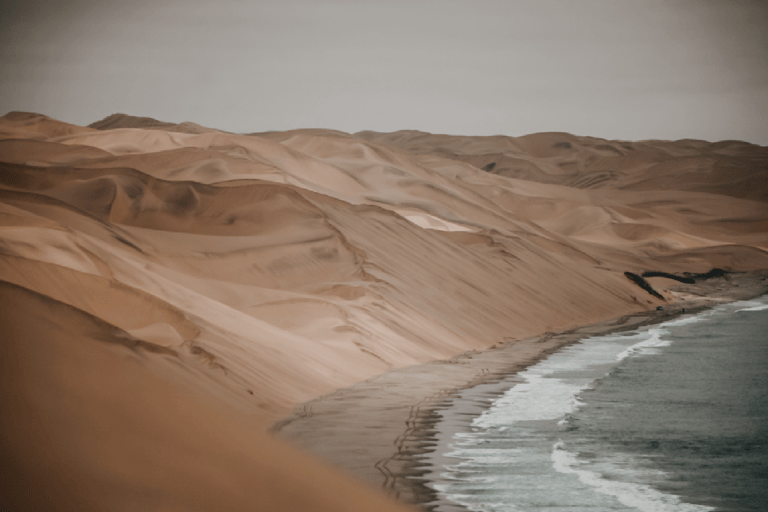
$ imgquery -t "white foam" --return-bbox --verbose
[661,312,712,327]
[432,304,734,511]
[551,441,715,512]
[737,303,768,312]
[471,329,675,431]
[615,328,672,361]
[472,372,592,429]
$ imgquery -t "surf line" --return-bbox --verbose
[425,311,722,512]
[547,299,768,512]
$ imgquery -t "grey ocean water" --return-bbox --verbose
[422,297,768,512]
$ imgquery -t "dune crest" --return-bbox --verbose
[1,111,766,511]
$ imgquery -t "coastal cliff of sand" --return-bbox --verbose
[1,111,766,511]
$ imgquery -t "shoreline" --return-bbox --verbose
[272,271,768,509]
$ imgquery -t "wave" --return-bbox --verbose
[431,299,768,511]
[472,326,680,431]
[551,441,714,512]
[614,327,672,361]
[736,302,768,312]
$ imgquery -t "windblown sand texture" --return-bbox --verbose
[1,111,767,511]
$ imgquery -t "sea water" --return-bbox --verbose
[426,297,768,512]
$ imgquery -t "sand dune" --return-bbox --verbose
[1,111,767,511]
[0,282,414,512]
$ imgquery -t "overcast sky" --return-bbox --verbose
[1,0,767,143]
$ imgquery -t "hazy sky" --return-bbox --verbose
[2,0,767,143]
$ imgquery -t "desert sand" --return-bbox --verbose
[1,111,767,511]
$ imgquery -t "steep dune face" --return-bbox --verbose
[1,111,767,510]
[0,282,415,512]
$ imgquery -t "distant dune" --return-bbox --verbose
[1,111,767,511]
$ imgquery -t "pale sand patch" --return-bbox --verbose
[394,209,477,232]
[126,322,185,348]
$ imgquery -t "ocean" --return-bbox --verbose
[421,296,768,512]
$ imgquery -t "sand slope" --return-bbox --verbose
[1,111,767,510]
[0,282,414,512]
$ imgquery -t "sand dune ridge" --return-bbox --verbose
[2,111,767,511]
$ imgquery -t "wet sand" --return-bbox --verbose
[273,271,768,509]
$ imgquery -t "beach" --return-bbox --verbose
[423,294,768,512]
[1,112,767,511]
[273,272,768,508]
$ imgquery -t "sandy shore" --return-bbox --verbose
[273,271,768,508]
[2,112,767,510]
